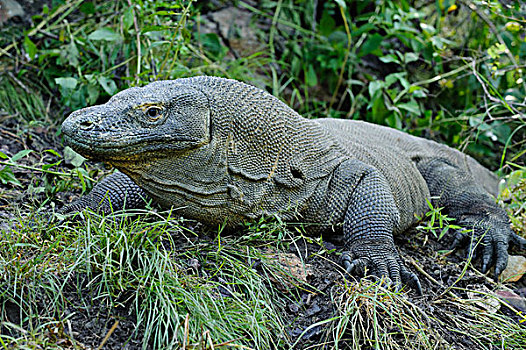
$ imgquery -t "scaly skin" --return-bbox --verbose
[60,76,525,293]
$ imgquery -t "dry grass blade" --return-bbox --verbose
[97,320,119,350]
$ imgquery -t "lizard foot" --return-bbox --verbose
[341,239,422,295]
[450,218,526,281]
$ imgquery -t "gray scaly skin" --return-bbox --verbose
[60,76,526,293]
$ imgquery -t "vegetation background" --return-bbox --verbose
[0,0,525,349]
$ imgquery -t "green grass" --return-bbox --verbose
[2,207,526,349]
[319,281,526,350]
[0,210,297,348]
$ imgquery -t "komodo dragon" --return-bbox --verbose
[60,76,525,293]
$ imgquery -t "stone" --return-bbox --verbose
[466,285,500,313]
[495,290,526,311]
[500,255,526,282]
[262,248,313,291]
[0,0,24,25]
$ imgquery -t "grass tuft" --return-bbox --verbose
[1,210,293,348]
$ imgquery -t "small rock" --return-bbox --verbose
[288,325,322,341]
[301,325,322,341]
[289,327,303,338]
[288,302,299,314]
[203,7,265,57]
[302,293,314,306]
[466,285,501,313]
[516,287,526,298]
[323,241,337,250]
[262,248,313,291]
[500,255,526,282]
[187,258,200,271]
[495,290,526,311]
[305,301,321,317]
[0,0,24,24]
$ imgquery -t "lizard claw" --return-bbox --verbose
[399,257,423,295]
[341,239,422,295]
[342,254,370,276]
[450,228,479,261]
[450,229,469,251]
[453,218,521,281]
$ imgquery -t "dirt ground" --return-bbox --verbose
[1,113,526,349]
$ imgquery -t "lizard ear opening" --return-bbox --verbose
[291,166,304,180]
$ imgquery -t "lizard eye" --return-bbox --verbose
[145,106,162,120]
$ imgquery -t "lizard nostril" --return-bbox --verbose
[79,120,94,130]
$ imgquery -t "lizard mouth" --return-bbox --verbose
[63,133,202,161]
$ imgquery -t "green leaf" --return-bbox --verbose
[419,22,436,33]
[80,1,95,14]
[97,76,117,96]
[352,23,375,37]
[55,77,78,90]
[42,160,62,170]
[368,80,385,99]
[385,72,408,88]
[0,166,21,186]
[149,41,171,49]
[334,0,347,9]
[327,30,348,47]
[76,168,87,192]
[11,149,33,162]
[412,88,427,98]
[141,25,166,34]
[319,10,335,37]
[123,7,134,31]
[379,54,400,64]
[63,146,85,168]
[88,28,122,42]
[404,52,419,63]
[397,100,421,115]
[430,36,452,50]
[359,33,383,57]
[370,94,388,124]
[24,36,37,60]
[305,64,318,87]
[62,41,79,67]
[0,151,8,159]
[152,10,179,16]
[87,83,100,104]
[44,149,61,157]
[199,33,227,59]
[439,227,449,240]
[487,43,507,59]
[429,211,435,227]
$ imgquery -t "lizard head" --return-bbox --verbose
[61,81,211,163]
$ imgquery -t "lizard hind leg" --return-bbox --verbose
[415,158,526,280]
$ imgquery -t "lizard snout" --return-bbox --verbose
[62,107,103,137]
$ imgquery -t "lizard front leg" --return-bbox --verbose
[323,159,422,293]
[60,172,150,215]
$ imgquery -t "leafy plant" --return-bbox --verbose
[416,199,465,241]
